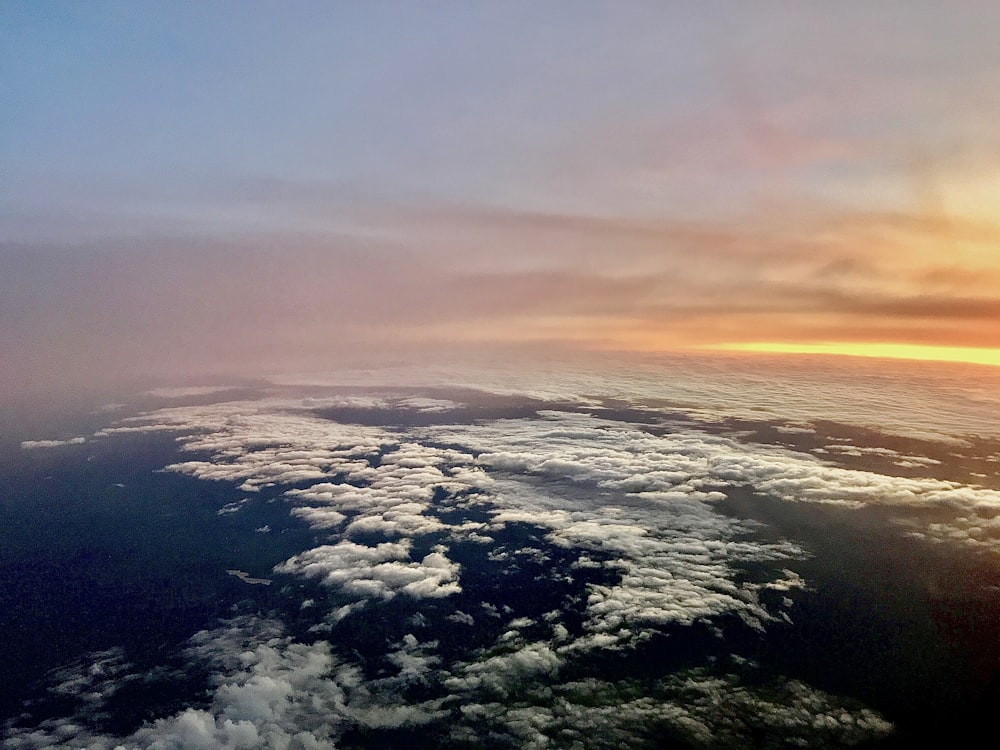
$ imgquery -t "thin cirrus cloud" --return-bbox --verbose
[5,193,1000,399]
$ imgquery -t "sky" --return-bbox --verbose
[4,1,1000,396]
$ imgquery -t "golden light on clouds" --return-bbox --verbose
[708,342,1000,369]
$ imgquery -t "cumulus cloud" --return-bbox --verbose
[102,401,486,544]
[418,415,805,640]
[85,393,1000,628]
[8,622,891,749]
[84,399,814,642]
[445,642,562,697]
[274,541,461,600]
[905,511,1000,551]
[447,611,476,626]
[85,401,491,628]
[98,400,390,491]
[449,670,893,749]
[9,389,930,749]
[423,410,1000,556]
[3,618,446,750]
[774,423,816,434]
[385,634,440,686]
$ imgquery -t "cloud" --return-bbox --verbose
[8,177,1000,401]
[447,611,476,627]
[90,401,485,620]
[9,391,933,749]
[395,396,464,413]
[274,541,461,601]
[445,642,562,697]
[59,395,809,681]
[20,437,86,449]
[447,670,892,749]
[108,402,484,539]
[144,386,241,399]
[2,617,448,750]
[385,634,440,686]
[418,415,804,640]
[94,392,1000,653]
[15,636,892,750]
[424,409,1000,555]
[86,392,1000,620]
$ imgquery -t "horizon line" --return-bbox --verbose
[703,342,1000,368]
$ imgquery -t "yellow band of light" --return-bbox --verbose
[705,342,1000,368]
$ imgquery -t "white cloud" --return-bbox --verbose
[2,618,446,750]
[15,382,971,748]
[92,401,814,640]
[385,634,440,685]
[20,437,86,449]
[101,402,486,543]
[774,424,816,434]
[274,540,461,600]
[394,396,463,413]
[423,410,1000,555]
[418,415,805,641]
[87,394,1000,640]
[445,642,562,697]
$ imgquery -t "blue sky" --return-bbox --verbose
[10,2,992,215]
[4,4,723,209]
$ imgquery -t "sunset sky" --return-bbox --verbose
[4,2,1000,394]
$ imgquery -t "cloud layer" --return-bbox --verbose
[19,383,1000,746]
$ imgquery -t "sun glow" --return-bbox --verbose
[708,342,1000,368]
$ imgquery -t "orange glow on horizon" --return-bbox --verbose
[706,342,1000,368]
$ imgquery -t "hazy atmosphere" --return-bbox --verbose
[5,2,1000,396]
